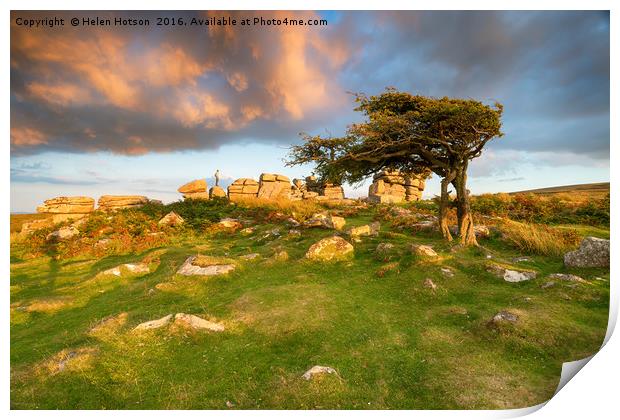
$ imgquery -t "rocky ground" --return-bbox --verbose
[10,199,610,409]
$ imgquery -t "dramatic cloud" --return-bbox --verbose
[11,10,609,160]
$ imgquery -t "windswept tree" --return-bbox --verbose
[286,88,503,245]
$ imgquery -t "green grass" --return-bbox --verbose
[10,205,609,409]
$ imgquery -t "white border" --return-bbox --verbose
[3,1,617,419]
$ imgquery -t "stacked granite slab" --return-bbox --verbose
[98,195,150,211]
[368,170,425,203]
[36,196,95,223]
[227,178,259,201]
[257,173,292,199]
[178,179,210,200]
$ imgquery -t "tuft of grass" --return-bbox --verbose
[497,219,581,257]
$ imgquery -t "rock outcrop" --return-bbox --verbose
[257,173,292,199]
[178,179,209,200]
[98,195,149,211]
[305,176,345,200]
[228,178,259,201]
[564,237,610,268]
[368,170,426,203]
[36,196,95,223]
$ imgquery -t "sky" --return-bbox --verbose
[10,10,610,212]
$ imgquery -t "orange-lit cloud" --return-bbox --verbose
[11,127,48,146]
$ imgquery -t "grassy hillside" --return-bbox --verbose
[10,198,609,409]
[510,182,610,200]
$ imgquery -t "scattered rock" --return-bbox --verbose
[240,227,255,235]
[548,273,586,283]
[158,211,185,227]
[176,256,236,276]
[423,278,437,291]
[347,224,372,237]
[98,195,149,211]
[376,243,395,253]
[411,244,438,258]
[133,314,173,331]
[487,263,537,283]
[101,262,150,277]
[286,217,301,227]
[541,281,556,289]
[302,365,338,380]
[173,313,225,332]
[269,250,289,262]
[94,238,112,249]
[240,253,260,260]
[216,218,243,230]
[305,236,354,262]
[512,256,531,263]
[440,267,454,277]
[46,226,79,241]
[564,237,610,268]
[491,310,518,324]
[288,229,302,237]
[304,213,346,230]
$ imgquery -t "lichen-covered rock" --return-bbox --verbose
[158,211,185,227]
[305,236,354,262]
[564,237,610,268]
[98,195,149,211]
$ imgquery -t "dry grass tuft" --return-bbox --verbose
[498,219,581,257]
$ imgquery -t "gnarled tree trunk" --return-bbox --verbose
[452,164,478,246]
[438,171,455,241]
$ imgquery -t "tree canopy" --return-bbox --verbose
[287,88,504,245]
